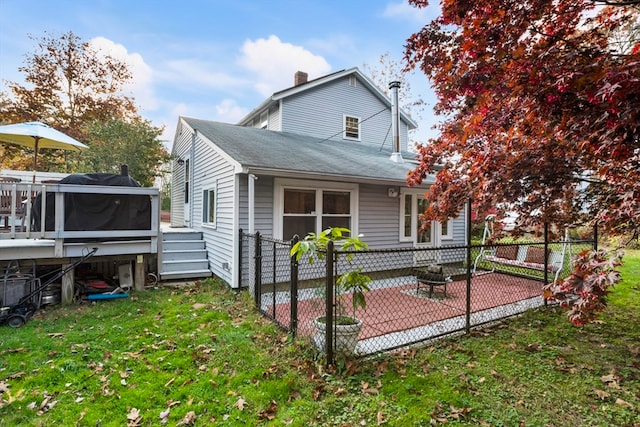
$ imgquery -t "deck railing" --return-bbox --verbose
[0,181,160,247]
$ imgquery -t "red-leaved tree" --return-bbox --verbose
[403,0,639,324]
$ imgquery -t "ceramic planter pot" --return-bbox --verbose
[313,316,363,356]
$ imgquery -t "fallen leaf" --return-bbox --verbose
[124,351,143,359]
[159,408,170,425]
[176,411,197,426]
[126,407,142,427]
[601,373,621,389]
[594,389,610,400]
[526,343,541,352]
[377,411,385,425]
[234,398,247,411]
[335,387,348,397]
[258,400,278,421]
[615,398,633,408]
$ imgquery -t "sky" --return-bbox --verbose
[0,0,441,151]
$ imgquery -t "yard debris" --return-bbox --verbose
[234,397,247,411]
[601,372,621,389]
[159,407,170,424]
[176,410,197,426]
[615,398,633,408]
[258,400,278,421]
[127,407,142,426]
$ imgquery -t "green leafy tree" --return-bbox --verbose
[0,31,148,174]
[403,0,640,323]
[80,119,170,187]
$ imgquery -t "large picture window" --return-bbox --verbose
[277,179,358,240]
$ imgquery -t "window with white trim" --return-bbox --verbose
[400,191,453,244]
[440,218,454,240]
[276,179,357,240]
[259,111,268,129]
[202,183,217,227]
[343,115,360,140]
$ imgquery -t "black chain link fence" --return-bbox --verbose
[240,229,595,363]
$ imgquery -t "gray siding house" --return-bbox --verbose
[238,68,416,152]
[171,68,467,288]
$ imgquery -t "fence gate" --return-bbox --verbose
[240,230,297,334]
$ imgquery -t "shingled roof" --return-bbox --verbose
[180,116,433,185]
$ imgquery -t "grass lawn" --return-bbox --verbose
[1,251,638,426]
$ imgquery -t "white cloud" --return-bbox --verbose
[214,99,248,123]
[382,1,439,24]
[161,59,248,92]
[238,35,331,97]
[89,36,157,110]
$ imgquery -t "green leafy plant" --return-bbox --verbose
[290,227,371,323]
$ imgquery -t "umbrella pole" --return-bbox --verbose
[32,137,39,183]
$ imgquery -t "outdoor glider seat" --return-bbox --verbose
[471,215,569,282]
[413,264,452,298]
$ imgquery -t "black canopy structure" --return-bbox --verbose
[32,172,151,241]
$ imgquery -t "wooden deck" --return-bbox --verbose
[1,180,161,298]
[1,181,160,261]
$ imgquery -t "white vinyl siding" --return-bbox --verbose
[279,77,411,150]
[174,121,239,286]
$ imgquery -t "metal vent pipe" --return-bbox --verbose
[388,81,403,163]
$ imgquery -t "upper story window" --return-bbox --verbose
[343,115,360,141]
[259,111,268,129]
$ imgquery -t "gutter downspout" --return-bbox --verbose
[189,129,197,227]
[248,174,257,233]
[388,81,403,163]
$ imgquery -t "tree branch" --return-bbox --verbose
[594,0,640,5]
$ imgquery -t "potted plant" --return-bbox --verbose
[290,227,371,355]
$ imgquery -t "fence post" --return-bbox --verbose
[325,240,335,365]
[543,223,549,285]
[290,235,299,337]
[465,197,472,334]
[254,231,262,308]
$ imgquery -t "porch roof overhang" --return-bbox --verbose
[239,166,432,188]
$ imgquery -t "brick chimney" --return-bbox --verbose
[294,71,308,86]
